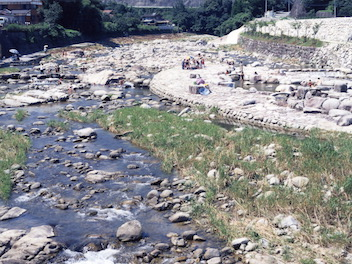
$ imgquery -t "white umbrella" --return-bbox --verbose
[9,49,19,54]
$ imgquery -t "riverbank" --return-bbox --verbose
[150,64,352,134]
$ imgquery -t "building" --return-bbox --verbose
[0,0,42,25]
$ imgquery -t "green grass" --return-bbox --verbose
[62,107,352,262]
[0,67,20,74]
[13,109,28,121]
[242,32,324,48]
[0,129,30,199]
[46,119,70,131]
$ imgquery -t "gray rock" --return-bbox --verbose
[334,83,348,92]
[292,176,309,188]
[171,236,186,247]
[155,243,170,251]
[182,230,196,240]
[207,257,222,264]
[338,114,352,126]
[304,97,326,108]
[116,220,142,242]
[303,107,322,114]
[242,99,256,106]
[328,109,351,117]
[168,212,191,223]
[339,99,352,111]
[321,98,340,111]
[203,248,220,260]
[231,237,249,249]
[0,207,27,221]
[74,127,97,138]
[146,190,159,199]
[160,189,173,198]
[247,253,279,264]
[278,215,300,229]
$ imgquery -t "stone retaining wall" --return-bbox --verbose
[258,17,352,43]
[239,36,352,69]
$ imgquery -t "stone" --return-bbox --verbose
[116,220,142,242]
[245,242,258,252]
[155,243,170,251]
[203,248,220,260]
[171,236,186,247]
[160,189,173,198]
[304,97,326,108]
[85,170,122,183]
[231,237,249,249]
[168,212,191,223]
[246,253,279,264]
[328,109,351,117]
[73,127,97,138]
[339,99,352,111]
[338,114,352,126]
[182,230,196,240]
[334,83,348,92]
[207,257,222,264]
[242,99,256,106]
[0,207,27,221]
[303,107,322,114]
[278,215,300,229]
[292,176,309,188]
[321,98,340,111]
[207,169,219,179]
[146,190,159,199]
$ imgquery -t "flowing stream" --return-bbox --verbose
[0,85,226,263]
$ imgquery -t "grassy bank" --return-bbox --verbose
[0,67,20,74]
[62,107,351,262]
[242,32,324,48]
[0,129,30,199]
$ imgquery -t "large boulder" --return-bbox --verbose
[73,127,97,138]
[116,220,142,242]
[328,109,351,117]
[321,98,340,111]
[338,114,352,126]
[334,83,348,93]
[0,225,61,263]
[304,97,326,109]
[339,99,352,111]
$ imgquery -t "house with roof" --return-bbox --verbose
[0,0,42,25]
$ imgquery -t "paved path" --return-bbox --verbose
[150,64,352,134]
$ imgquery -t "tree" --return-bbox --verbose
[42,1,63,25]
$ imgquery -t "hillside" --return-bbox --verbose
[109,0,204,7]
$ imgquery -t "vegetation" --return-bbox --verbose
[13,109,28,122]
[0,67,20,74]
[0,130,30,199]
[2,0,351,38]
[62,107,352,261]
[46,120,70,131]
[242,31,324,47]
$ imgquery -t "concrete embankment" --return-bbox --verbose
[150,64,352,134]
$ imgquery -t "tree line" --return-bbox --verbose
[3,0,352,39]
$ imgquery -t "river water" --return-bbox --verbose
[0,84,226,263]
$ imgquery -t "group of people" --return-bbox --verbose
[301,78,322,87]
[182,53,205,70]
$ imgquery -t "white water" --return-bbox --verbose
[64,248,121,264]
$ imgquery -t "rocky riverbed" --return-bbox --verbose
[1,34,352,264]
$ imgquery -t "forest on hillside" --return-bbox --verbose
[2,0,352,39]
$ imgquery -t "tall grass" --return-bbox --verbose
[62,107,352,261]
[13,109,28,121]
[0,130,30,199]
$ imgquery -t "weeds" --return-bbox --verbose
[0,67,20,74]
[0,129,30,199]
[13,109,28,121]
[46,120,69,131]
[63,107,352,262]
